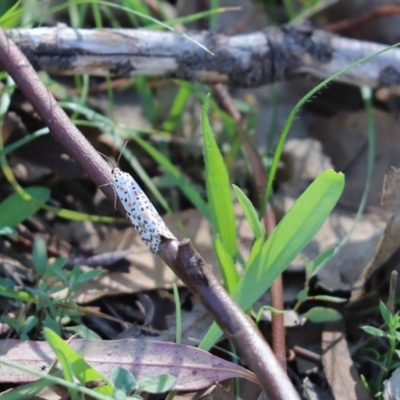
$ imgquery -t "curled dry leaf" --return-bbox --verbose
[0,339,259,391]
[351,167,400,300]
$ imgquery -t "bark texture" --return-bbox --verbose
[5,25,400,89]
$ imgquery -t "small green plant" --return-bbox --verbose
[112,366,176,400]
[0,237,102,339]
[360,301,400,397]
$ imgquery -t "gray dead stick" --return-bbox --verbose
[5,24,400,89]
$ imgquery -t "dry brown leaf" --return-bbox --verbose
[321,322,371,400]
[310,109,400,210]
[351,167,400,299]
[70,204,254,303]
[0,339,258,391]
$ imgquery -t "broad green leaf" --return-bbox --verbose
[112,366,137,394]
[138,374,176,394]
[202,94,237,256]
[0,186,50,227]
[297,287,309,302]
[303,307,342,323]
[44,328,114,396]
[233,185,264,239]
[214,235,239,293]
[200,169,344,349]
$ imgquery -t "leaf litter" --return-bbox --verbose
[2,0,400,398]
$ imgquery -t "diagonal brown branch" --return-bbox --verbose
[0,29,300,400]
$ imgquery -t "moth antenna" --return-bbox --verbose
[98,150,116,169]
[116,141,129,167]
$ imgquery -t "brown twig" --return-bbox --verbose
[265,204,286,369]
[212,83,287,369]
[326,5,400,33]
[0,29,299,400]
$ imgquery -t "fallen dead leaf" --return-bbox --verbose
[351,167,400,300]
[0,339,258,391]
[321,321,370,400]
[310,109,400,210]
[68,204,254,303]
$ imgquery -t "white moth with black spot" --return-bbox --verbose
[112,168,176,253]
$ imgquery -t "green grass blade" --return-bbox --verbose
[57,100,209,218]
[44,328,114,396]
[0,378,50,400]
[0,358,112,400]
[132,135,210,220]
[232,185,265,239]
[246,236,264,268]
[0,128,49,158]
[202,94,237,257]
[0,0,22,28]
[261,41,400,215]
[214,234,240,293]
[163,84,192,132]
[200,169,344,349]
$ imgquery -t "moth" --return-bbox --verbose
[112,168,176,253]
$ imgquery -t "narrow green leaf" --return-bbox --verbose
[379,301,392,327]
[214,235,240,293]
[200,169,344,349]
[246,236,264,267]
[311,295,347,303]
[132,135,210,220]
[163,84,191,132]
[0,186,50,227]
[21,315,38,335]
[32,237,48,277]
[44,328,114,396]
[362,326,388,338]
[0,358,112,400]
[202,94,237,256]
[233,185,265,239]
[303,307,342,323]
[0,0,21,28]
[0,285,35,302]
[55,347,78,400]
[307,247,335,278]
